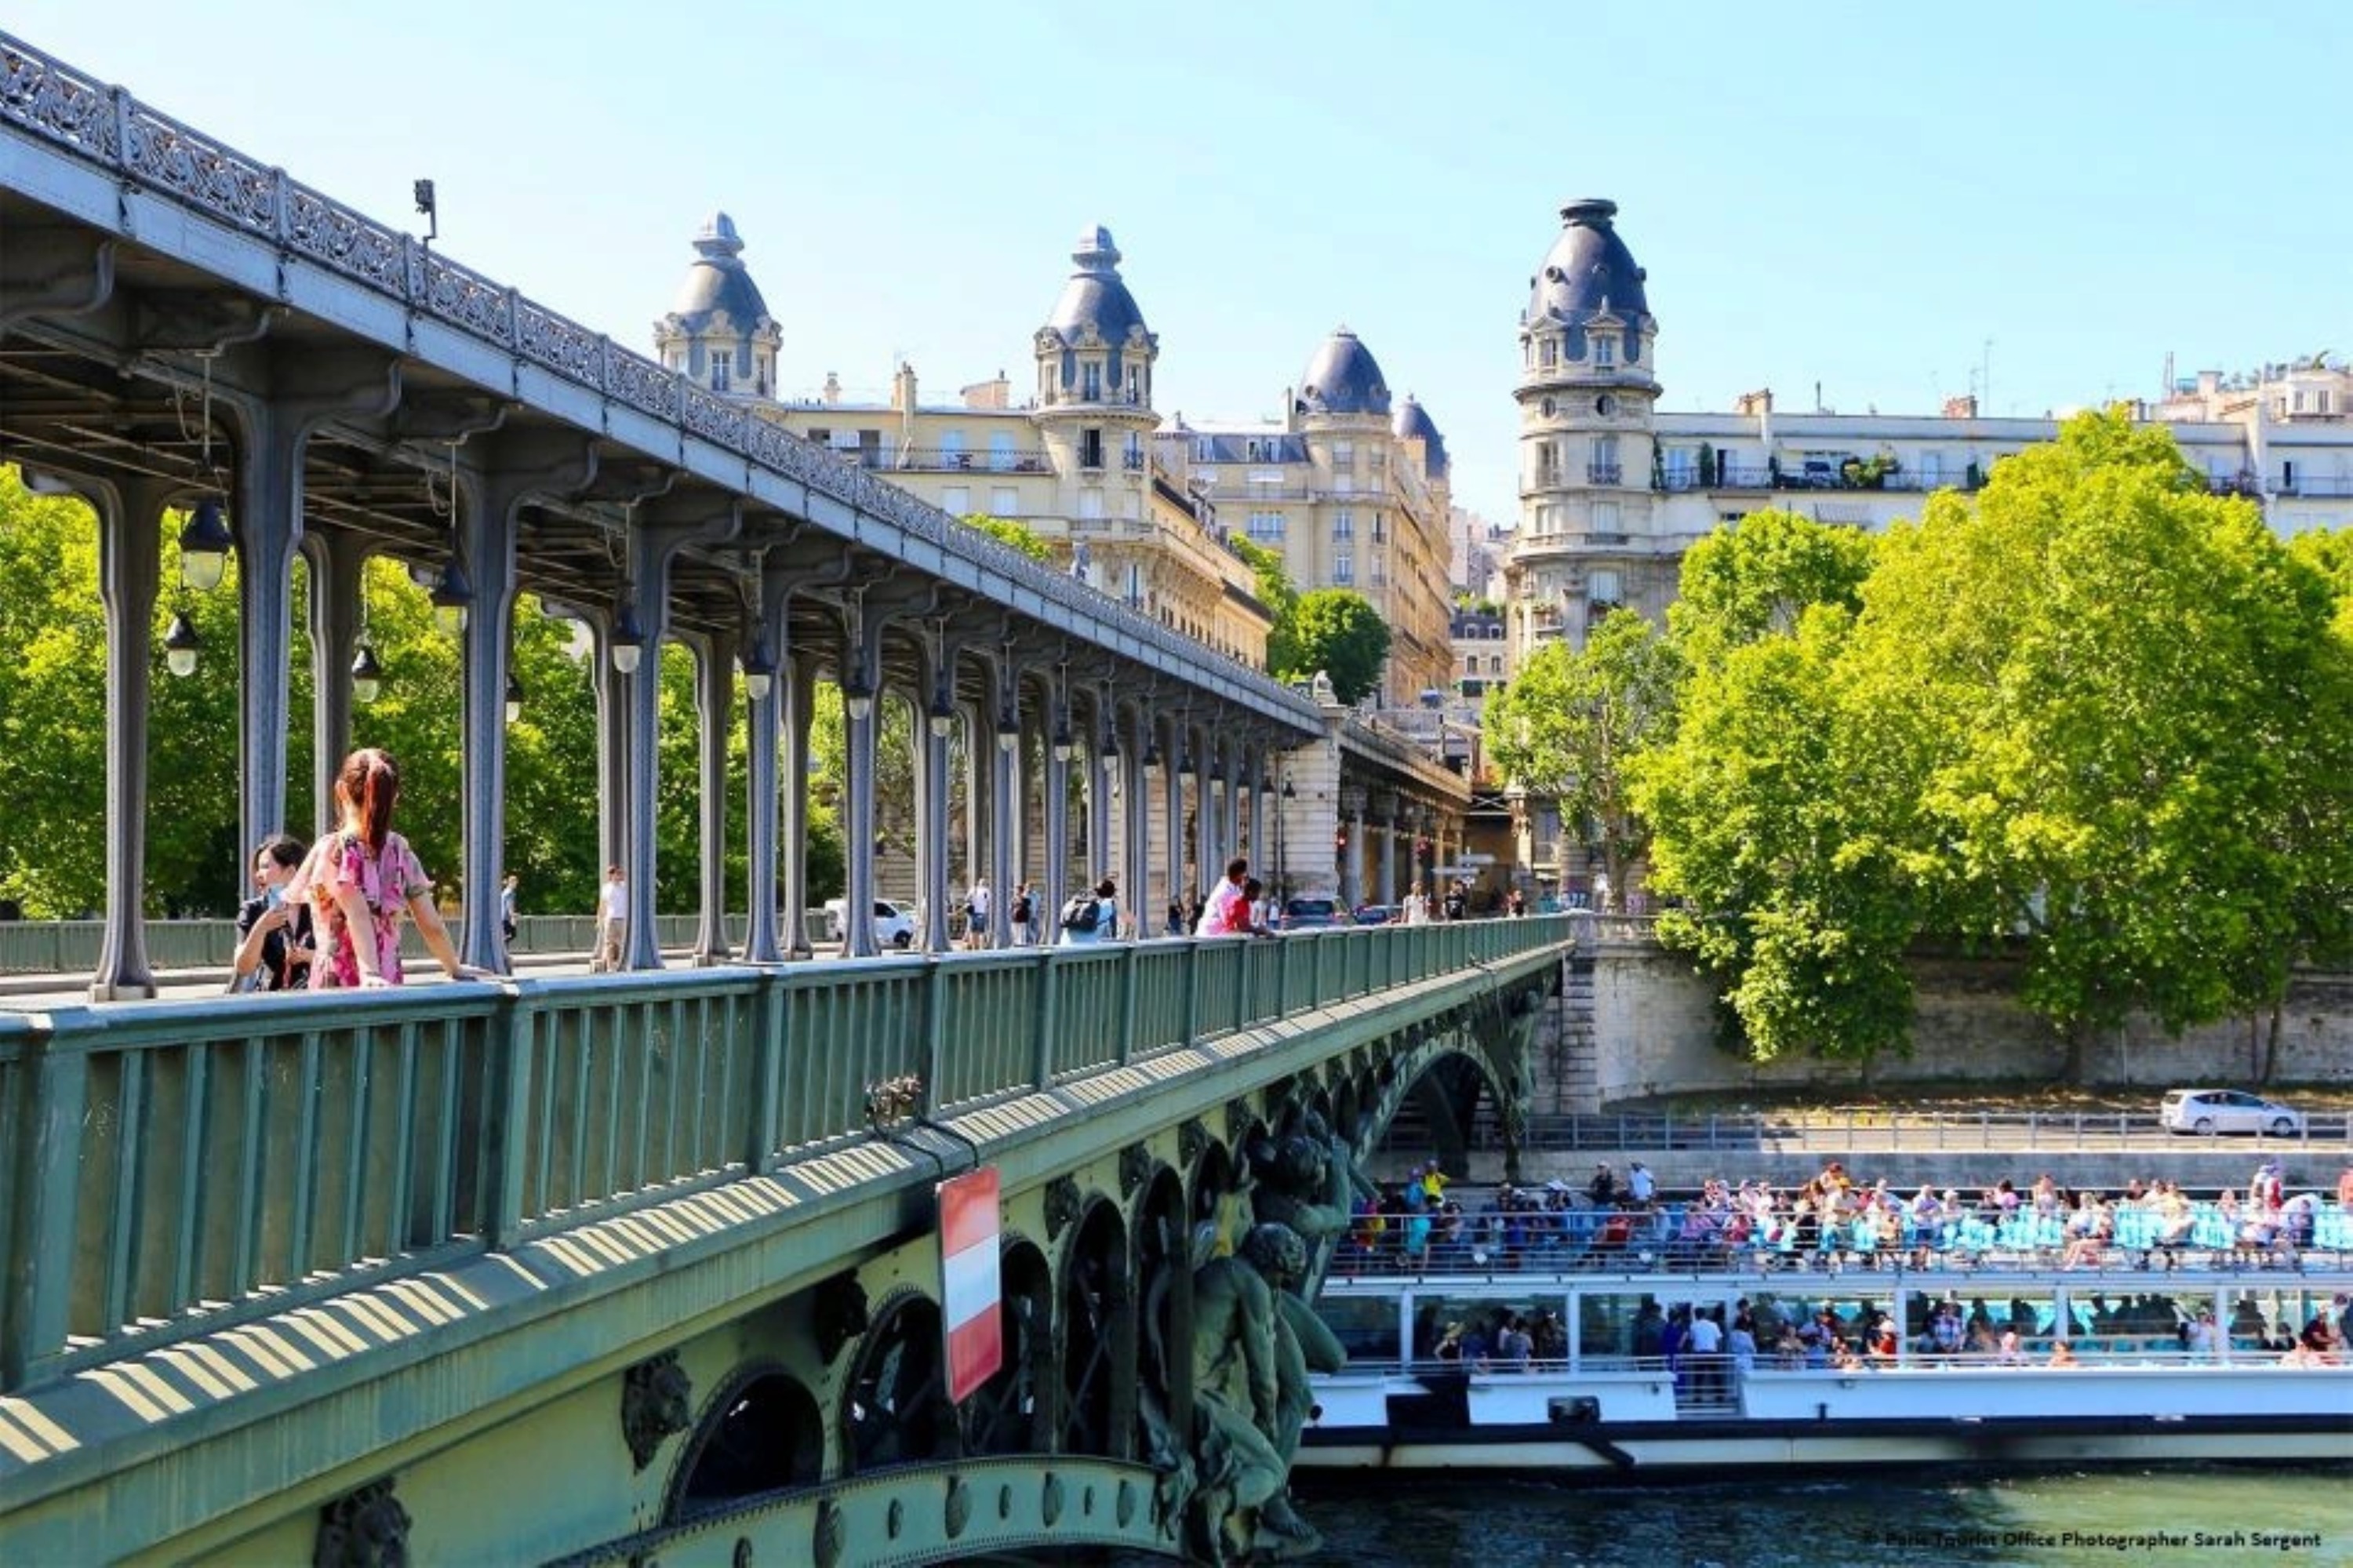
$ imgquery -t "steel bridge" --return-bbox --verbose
[0,31,1573,1566]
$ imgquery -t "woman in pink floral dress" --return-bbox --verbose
[295,748,483,988]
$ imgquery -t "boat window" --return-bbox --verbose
[1412,1293,1566,1365]
[1317,1294,1403,1364]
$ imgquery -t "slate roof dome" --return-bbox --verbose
[1298,327,1391,417]
[1044,224,1150,344]
[1526,198,1651,328]
[1392,394,1448,478]
[669,212,771,329]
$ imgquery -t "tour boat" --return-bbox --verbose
[1300,1248,2353,1473]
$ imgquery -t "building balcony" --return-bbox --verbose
[1586,463,1622,485]
[1043,387,1151,409]
[896,448,1053,474]
[2279,474,2353,498]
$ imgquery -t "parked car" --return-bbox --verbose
[821,897,918,949]
[1351,903,1398,926]
[1278,896,1344,932]
[2159,1088,2304,1137]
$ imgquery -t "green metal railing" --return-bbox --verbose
[0,915,747,975]
[0,918,1574,1392]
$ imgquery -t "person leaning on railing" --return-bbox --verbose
[289,748,489,988]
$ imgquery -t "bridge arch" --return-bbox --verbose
[842,1286,952,1474]
[1056,1196,1135,1461]
[960,1235,1055,1457]
[664,1360,824,1523]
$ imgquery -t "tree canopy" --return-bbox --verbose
[1634,414,2353,1075]
[1276,588,1390,706]
[1484,608,1682,893]
[958,512,1052,562]
[0,464,848,922]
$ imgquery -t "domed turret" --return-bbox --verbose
[1297,327,1391,417]
[1043,224,1151,347]
[1035,224,1157,410]
[1526,198,1651,329]
[1392,394,1448,478]
[654,213,780,398]
[670,213,770,331]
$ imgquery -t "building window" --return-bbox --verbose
[942,486,970,515]
[940,430,967,467]
[1333,440,1354,468]
[1664,446,1695,486]
[1591,435,1620,484]
[1196,437,1217,462]
[1080,428,1104,468]
[709,347,732,391]
[1334,551,1354,584]
[1247,511,1286,540]
[1540,337,1558,368]
[1333,511,1355,541]
[1372,514,1387,543]
[1081,361,1103,401]
[1594,333,1617,367]
[1370,560,1386,587]
[1125,431,1144,471]
[990,431,1016,471]
[1078,489,1105,520]
[1489,654,1504,675]
[1917,450,1942,486]
[991,486,1020,515]
[1587,569,1623,613]
[1246,438,1270,462]
[1592,501,1620,537]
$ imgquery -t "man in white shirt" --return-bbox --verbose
[1195,857,1249,938]
[594,865,627,972]
[1685,1307,1725,1400]
[1628,1161,1656,1206]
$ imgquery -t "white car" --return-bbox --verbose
[821,897,918,950]
[2160,1088,2304,1137]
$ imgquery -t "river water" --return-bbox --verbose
[1275,1467,2353,1568]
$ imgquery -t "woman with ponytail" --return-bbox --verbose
[294,748,482,989]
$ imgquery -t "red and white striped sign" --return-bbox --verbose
[940,1166,1002,1403]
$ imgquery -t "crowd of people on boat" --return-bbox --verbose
[1344,1155,2353,1277]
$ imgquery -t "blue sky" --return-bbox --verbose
[13,2,2348,528]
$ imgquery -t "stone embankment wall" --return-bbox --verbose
[1557,938,2353,1109]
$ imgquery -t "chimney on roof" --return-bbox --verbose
[961,373,1011,410]
[891,362,918,413]
[1734,388,1773,417]
[1942,394,1980,420]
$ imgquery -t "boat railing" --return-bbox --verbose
[1326,1198,2353,1281]
[1438,1106,2353,1152]
[1345,1348,2349,1382]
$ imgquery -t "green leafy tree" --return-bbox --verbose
[1635,606,1932,1064]
[959,513,1052,563]
[1667,508,1877,664]
[1230,535,1299,673]
[1277,588,1389,705]
[1484,609,1682,895]
[1848,411,2350,1078]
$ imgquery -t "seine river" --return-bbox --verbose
[1274,1468,2353,1568]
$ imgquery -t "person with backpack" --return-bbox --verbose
[1057,874,1119,946]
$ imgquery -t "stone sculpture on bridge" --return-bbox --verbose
[1171,1218,1340,1563]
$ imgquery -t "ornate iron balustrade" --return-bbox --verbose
[0,916,1577,1392]
[0,31,1317,726]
